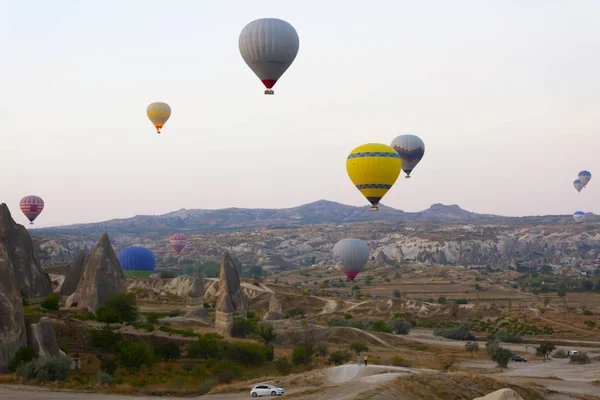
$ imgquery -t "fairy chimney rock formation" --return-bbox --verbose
[186,271,205,306]
[27,317,60,357]
[60,251,88,297]
[215,252,247,336]
[0,203,51,298]
[0,206,27,371]
[263,293,283,321]
[66,233,126,310]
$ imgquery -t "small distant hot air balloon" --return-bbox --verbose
[573,211,585,223]
[239,18,300,95]
[346,143,402,211]
[333,238,370,281]
[578,170,591,187]
[147,102,171,134]
[573,179,584,193]
[391,134,425,178]
[170,233,188,254]
[118,247,156,277]
[19,195,44,225]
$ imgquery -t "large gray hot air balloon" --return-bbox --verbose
[391,134,425,178]
[333,238,369,281]
[238,18,300,95]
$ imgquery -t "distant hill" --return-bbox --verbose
[37,200,499,236]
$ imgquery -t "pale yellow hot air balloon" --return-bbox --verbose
[147,102,171,134]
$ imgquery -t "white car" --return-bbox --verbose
[568,350,579,356]
[251,384,285,397]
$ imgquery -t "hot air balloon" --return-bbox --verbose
[346,143,402,211]
[239,18,299,95]
[118,247,156,277]
[390,134,425,178]
[170,233,188,254]
[578,171,591,187]
[19,195,44,225]
[574,179,584,193]
[333,238,370,281]
[573,211,585,223]
[147,102,171,134]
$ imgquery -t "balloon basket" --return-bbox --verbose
[30,222,33,225]
[369,206,379,211]
[264,89,274,95]
[405,175,411,179]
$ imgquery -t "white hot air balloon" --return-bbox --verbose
[573,211,585,223]
[573,179,584,193]
[391,134,425,178]
[333,238,370,281]
[239,18,300,95]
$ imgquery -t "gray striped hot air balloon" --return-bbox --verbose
[239,18,300,95]
[391,134,425,178]
[333,238,370,281]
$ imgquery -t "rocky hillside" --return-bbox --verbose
[30,200,600,271]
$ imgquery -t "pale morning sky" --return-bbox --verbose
[1,0,599,227]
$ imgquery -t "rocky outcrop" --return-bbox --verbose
[0,209,27,371]
[27,317,59,357]
[185,307,208,319]
[215,252,247,336]
[66,233,125,309]
[186,271,205,306]
[0,204,51,298]
[60,251,87,297]
[473,389,524,400]
[263,293,283,320]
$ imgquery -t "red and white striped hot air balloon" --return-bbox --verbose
[169,233,187,254]
[20,195,44,225]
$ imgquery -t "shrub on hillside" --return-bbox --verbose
[40,294,60,312]
[187,334,223,360]
[368,320,392,333]
[328,350,352,366]
[16,356,71,382]
[231,317,257,338]
[255,323,277,343]
[114,341,154,371]
[350,343,369,353]
[99,355,118,375]
[552,349,568,358]
[224,342,268,366]
[389,318,411,334]
[434,321,475,341]
[103,292,138,323]
[275,357,292,375]
[88,326,122,352]
[95,307,123,324]
[96,370,114,386]
[494,330,523,343]
[292,346,311,365]
[391,356,411,367]
[211,360,243,384]
[159,271,176,279]
[570,353,591,364]
[153,341,181,361]
[9,346,38,372]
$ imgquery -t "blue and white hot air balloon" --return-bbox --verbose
[578,171,592,187]
[574,179,584,193]
[391,134,425,178]
[573,211,585,223]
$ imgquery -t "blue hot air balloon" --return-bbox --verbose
[118,247,156,277]
[578,171,592,187]
[573,211,585,223]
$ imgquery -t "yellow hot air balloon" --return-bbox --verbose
[146,102,171,134]
[346,143,402,211]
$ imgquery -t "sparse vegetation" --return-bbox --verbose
[329,349,352,365]
[486,340,512,368]
[435,321,475,341]
[16,356,71,382]
[570,352,591,364]
[535,341,556,362]
[9,346,38,372]
[40,294,60,312]
[465,341,480,357]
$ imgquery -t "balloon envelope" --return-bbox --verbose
[147,102,171,133]
[170,233,188,254]
[573,211,585,223]
[573,179,584,193]
[118,247,156,277]
[390,134,425,178]
[239,18,299,94]
[346,143,401,210]
[578,170,591,186]
[19,195,44,224]
[333,238,369,281]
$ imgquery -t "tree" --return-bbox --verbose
[291,346,311,365]
[535,341,556,362]
[350,342,368,353]
[114,341,154,371]
[153,341,181,361]
[465,341,480,358]
[486,340,512,368]
[557,283,567,310]
[40,294,60,312]
[95,307,123,324]
[255,323,277,344]
[389,318,411,335]
[474,284,482,301]
[544,296,550,308]
[103,292,138,322]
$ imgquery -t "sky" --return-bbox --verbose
[1,0,600,227]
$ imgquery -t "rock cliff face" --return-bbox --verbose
[0,204,51,298]
[60,251,87,297]
[27,317,59,357]
[473,388,524,400]
[215,252,247,336]
[187,271,205,306]
[0,207,27,371]
[66,233,126,309]
[263,293,283,321]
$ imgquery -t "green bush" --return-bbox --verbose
[99,355,118,374]
[552,349,567,359]
[329,350,352,366]
[96,370,114,386]
[187,334,223,360]
[437,297,447,304]
[231,317,257,338]
[159,271,176,279]
[255,323,277,343]
[16,356,71,382]
[8,346,38,372]
[570,353,591,364]
[494,330,523,343]
[275,357,293,375]
[344,313,352,319]
[368,320,392,333]
[114,341,154,371]
[23,306,43,326]
[389,318,411,334]
[454,298,468,304]
[40,294,60,312]
[583,309,593,316]
[153,341,181,361]
[88,326,122,352]
[391,355,411,367]
[350,343,369,353]
[224,342,267,366]
[95,307,123,324]
[211,360,243,384]
[434,321,475,341]
[103,292,138,323]
[292,346,311,365]
[284,308,305,319]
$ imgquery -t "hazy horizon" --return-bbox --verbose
[3,1,599,227]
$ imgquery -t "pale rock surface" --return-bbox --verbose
[473,389,524,400]
[27,317,60,357]
[263,293,283,320]
[66,233,126,309]
[60,251,87,297]
[215,252,247,336]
